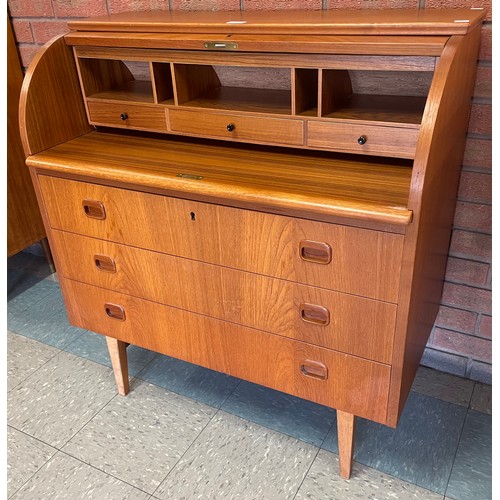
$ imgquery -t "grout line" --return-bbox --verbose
[149,407,222,498]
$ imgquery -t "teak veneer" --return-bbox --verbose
[19,8,484,480]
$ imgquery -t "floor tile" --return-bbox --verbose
[222,380,335,446]
[411,366,475,407]
[7,270,52,304]
[62,381,216,494]
[7,252,53,279]
[446,410,492,500]
[11,452,151,500]
[7,426,57,498]
[8,351,118,448]
[137,353,240,408]
[7,268,39,298]
[296,449,443,500]
[63,330,159,376]
[8,292,86,349]
[469,383,492,415]
[322,392,467,495]
[155,411,317,500]
[7,331,60,392]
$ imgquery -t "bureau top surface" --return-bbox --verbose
[67,8,485,36]
[27,130,412,228]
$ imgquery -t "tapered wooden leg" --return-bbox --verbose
[337,410,356,479]
[105,337,129,396]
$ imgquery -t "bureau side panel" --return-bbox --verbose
[387,27,482,426]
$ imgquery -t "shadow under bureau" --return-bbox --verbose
[19,8,484,479]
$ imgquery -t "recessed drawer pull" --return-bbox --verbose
[104,303,126,321]
[94,255,116,273]
[299,240,332,265]
[82,199,106,220]
[300,360,328,381]
[300,303,330,326]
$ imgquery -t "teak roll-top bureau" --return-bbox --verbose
[19,8,484,479]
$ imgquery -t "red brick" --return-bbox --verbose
[424,1,491,22]
[11,20,33,43]
[462,138,492,171]
[453,202,491,233]
[445,257,489,286]
[108,0,170,14]
[441,282,491,314]
[467,103,491,136]
[473,66,492,99]
[432,328,491,363]
[435,305,477,334]
[171,0,239,10]
[478,25,491,61]
[457,171,491,204]
[8,0,53,17]
[31,21,69,44]
[17,44,40,69]
[327,0,418,8]
[246,0,322,9]
[478,315,491,339]
[52,0,107,18]
[450,230,491,261]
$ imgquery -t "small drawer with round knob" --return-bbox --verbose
[169,108,304,146]
[307,121,419,159]
[87,101,168,132]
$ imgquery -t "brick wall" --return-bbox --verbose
[8,0,492,383]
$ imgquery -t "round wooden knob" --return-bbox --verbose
[357,135,367,145]
[120,113,128,121]
[226,123,235,132]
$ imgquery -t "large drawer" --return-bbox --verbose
[169,108,304,146]
[87,100,168,132]
[53,230,396,364]
[64,279,391,423]
[307,121,419,159]
[39,175,404,302]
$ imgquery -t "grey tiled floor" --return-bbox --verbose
[7,252,492,499]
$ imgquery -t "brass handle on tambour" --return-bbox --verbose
[300,360,328,381]
[357,135,367,145]
[94,255,116,273]
[299,303,330,326]
[299,240,332,265]
[82,199,106,220]
[104,303,126,321]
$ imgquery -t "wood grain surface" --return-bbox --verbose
[19,35,92,157]
[64,32,449,56]
[38,175,404,302]
[52,230,396,363]
[67,9,485,35]
[64,279,391,423]
[7,16,45,255]
[27,131,413,227]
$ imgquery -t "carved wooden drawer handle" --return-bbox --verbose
[300,359,328,381]
[82,199,106,220]
[94,255,116,273]
[299,240,332,264]
[299,303,330,326]
[105,303,126,321]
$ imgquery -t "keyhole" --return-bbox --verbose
[190,212,196,221]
